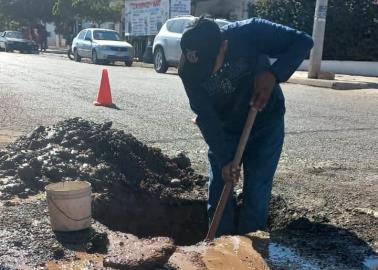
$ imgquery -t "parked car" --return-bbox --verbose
[71,28,134,66]
[152,16,230,73]
[0,31,39,53]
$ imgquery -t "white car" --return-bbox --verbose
[152,16,230,73]
[72,28,134,66]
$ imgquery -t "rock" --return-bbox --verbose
[26,126,45,139]
[0,159,16,170]
[101,121,113,131]
[52,246,65,259]
[18,164,37,183]
[202,235,270,270]
[94,163,112,178]
[172,153,191,169]
[29,158,42,170]
[13,240,23,247]
[18,190,30,199]
[42,166,62,181]
[56,148,71,159]
[60,139,71,147]
[28,140,46,150]
[4,201,17,207]
[0,150,7,158]
[170,178,181,187]
[167,235,271,270]
[86,232,109,254]
[3,182,25,194]
[12,154,26,163]
[103,233,176,270]
[4,169,17,176]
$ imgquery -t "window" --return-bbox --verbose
[6,31,23,39]
[78,30,86,40]
[93,30,120,41]
[84,30,92,40]
[166,20,187,34]
[182,19,192,32]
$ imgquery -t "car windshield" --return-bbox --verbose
[93,30,120,41]
[6,31,23,39]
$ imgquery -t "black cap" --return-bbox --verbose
[179,17,223,83]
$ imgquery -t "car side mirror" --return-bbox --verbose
[85,37,92,42]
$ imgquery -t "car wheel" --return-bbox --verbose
[92,50,99,64]
[74,48,81,62]
[154,47,168,73]
[125,60,133,67]
[67,48,74,60]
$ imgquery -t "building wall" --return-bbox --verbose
[192,0,254,20]
[46,23,59,47]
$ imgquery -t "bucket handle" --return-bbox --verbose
[47,196,91,222]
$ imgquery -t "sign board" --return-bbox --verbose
[125,0,191,36]
[170,0,191,18]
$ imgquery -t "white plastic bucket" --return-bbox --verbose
[45,181,92,232]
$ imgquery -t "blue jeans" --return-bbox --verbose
[207,114,284,236]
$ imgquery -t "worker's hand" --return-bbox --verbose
[222,163,241,184]
[250,71,277,111]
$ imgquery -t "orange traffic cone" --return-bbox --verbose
[94,69,115,108]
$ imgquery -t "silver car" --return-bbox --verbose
[152,16,229,73]
[72,28,134,66]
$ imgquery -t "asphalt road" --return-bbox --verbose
[0,51,377,266]
[0,52,377,172]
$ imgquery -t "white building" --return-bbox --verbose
[193,0,255,21]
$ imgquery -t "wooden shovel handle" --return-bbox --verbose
[206,108,258,241]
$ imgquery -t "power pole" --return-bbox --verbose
[308,0,329,78]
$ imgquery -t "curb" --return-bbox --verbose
[43,50,67,55]
[287,78,378,90]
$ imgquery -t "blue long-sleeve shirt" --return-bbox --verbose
[180,18,314,167]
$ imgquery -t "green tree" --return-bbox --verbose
[52,0,123,38]
[249,0,378,61]
[0,0,55,25]
[53,0,122,25]
[0,0,123,29]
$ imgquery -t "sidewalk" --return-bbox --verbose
[288,71,378,90]
[43,46,67,55]
[133,64,378,90]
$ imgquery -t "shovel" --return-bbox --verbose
[206,107,258,241]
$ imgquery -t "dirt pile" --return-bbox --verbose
[0,118,209,243]
[104,234,176,269]
[0,118,207,199]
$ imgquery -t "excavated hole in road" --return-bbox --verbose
[91,187,291,246]
[92,185,209,246]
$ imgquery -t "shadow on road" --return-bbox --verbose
[268,217,376,268]
[54,227,109,254]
